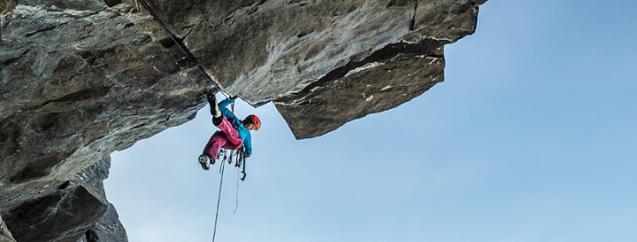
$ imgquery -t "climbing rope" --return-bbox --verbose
[233,167,240,214]
[212,160,225,242]
[212,148,246,241]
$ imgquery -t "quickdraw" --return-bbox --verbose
[217,148,247,180]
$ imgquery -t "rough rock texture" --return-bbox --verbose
[0,0,485,241]
[1,157,126,242]
[78,204,127,242]
[0,0,207,208]
[158,0,417,104]
[70,157,128,242]
[276,40,446,138]
[0,214,16,242]
[274,0,483,138]
[143,0,484,138]
[3,186,106,242]
[149,0,481,104]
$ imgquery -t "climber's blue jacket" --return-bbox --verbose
[218,98,252,157]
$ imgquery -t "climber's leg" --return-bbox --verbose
[207,91,223,125]
[215,116,242,146]
[199,131,226,170]
[204,131,227,160]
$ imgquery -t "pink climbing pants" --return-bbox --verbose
[203,116,243,159]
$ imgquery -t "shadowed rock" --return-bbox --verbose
[3,186,107,242]
[86,204,128,242]
[70,158,128,242]
[0,215,16,242]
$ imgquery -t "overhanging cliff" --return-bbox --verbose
[0,0,486,241]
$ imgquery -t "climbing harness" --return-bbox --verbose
[216,147,247,178]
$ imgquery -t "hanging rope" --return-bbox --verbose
[233,167,240,214]
[212,160,225,242]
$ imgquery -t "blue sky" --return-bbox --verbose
[105,1,637,242]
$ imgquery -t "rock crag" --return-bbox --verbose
[0,0,485,241]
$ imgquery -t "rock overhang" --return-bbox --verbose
[0,0,486,240]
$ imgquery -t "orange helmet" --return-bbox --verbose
[244,115,261,130]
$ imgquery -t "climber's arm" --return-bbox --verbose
[243,135,252,157]
[218,97,236,118]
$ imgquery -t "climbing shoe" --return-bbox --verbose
[206,90,216,104]
[198,154,211,170]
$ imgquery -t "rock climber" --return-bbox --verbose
[198,91,261,170]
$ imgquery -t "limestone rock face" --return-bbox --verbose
[0,0,485,241]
